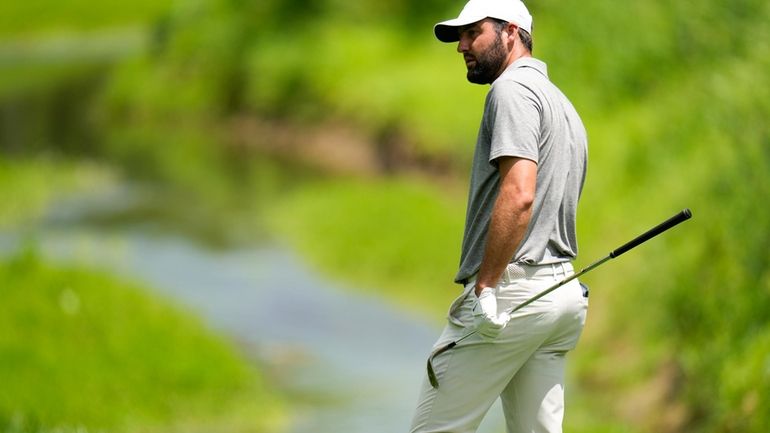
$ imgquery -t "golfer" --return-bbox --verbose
[409,1,588,432]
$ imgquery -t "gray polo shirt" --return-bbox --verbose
[455,57,587,284]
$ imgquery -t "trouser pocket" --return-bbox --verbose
[446,282,475,326]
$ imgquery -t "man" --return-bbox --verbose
[409,1,588,432]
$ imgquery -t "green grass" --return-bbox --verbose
[266,177,466,317]
[0,156,118,230]
[245,24,488,161]
[0,0,169,99]
[0,250,284,433]
[5,0,770,431]
[0,0,173,37]
[258,3,770,430]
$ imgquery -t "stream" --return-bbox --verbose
[2,188,504,433]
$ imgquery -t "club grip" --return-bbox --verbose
[609,209,692,258]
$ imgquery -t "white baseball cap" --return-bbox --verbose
[434,0,533,43]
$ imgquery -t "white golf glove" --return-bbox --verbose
[472,287,511,341]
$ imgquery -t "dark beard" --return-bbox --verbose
[466,33,507,84]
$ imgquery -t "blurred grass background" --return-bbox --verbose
[0,251,283,433]
[1,0,769,432]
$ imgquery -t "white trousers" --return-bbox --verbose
[410,262,588,433]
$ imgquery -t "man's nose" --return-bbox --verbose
[457,37,469,53]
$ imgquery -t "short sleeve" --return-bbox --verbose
[486,80,542,165]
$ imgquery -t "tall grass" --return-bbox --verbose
[0,157,117,230]
[0,250,284,432]
[266,177,466,316]
[253,1,770,431]
[4,0,770,431]
[0,0,173,36]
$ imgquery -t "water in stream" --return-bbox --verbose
[1,194,504,433]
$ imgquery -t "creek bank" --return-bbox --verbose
[1,186,507,433]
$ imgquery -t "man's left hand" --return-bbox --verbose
[472,287,511,340]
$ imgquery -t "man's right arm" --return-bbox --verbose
[473,156,536,296]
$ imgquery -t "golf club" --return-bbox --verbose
[427,208,693,389]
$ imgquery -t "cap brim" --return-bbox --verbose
[433,15,485,42]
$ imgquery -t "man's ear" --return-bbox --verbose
[505,23,519,44]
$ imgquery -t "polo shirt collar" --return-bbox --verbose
[502,56,548,78]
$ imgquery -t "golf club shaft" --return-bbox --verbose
[505,256,608,315]
[427,209,692,388]
[610,208,692,258]
[508,208,692,315]
[451,255,610,346]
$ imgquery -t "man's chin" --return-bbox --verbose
[466,71,491,85]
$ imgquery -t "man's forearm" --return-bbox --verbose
[474,157,536,296]
[474,193,532,295]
